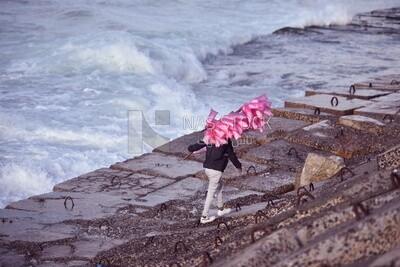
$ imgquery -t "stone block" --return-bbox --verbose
[213,229,301,267]
[264,117,311,134]
[137,177,207,207]
[353,81,400,92]
[338,115,385,134]
[232,170,295,195]
[41,245,73,260]
[306,88,389,100]
[110,153,204,179]
[286,120,391,159]
[272,107,334,123]
[354,92,400,121]
[242,139,333,172]
[285,94,372,116]
[5,191,149,222]
[54,170,174,195]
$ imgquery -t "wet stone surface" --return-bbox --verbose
[110,152,204,179]
[285,94,373,116]
[242,139,333,172]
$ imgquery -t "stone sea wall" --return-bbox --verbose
[1,7,400,267]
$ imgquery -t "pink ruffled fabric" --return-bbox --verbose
[203,94,273,146]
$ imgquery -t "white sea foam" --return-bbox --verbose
[0,163,54,208]
[76,43,155,74]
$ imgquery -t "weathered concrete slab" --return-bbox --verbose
[213,228,301,267]
[71,238,126,260]
[286,120,390,158]
[354,92,400,120]
[0,247,26,267]
[265,117,311,133]
[54,168,174,196]
[338,115,385,134]
[0,208,77,243]
[354,102,400,120]
[110,152,204,179]
[41,245,74,260]
[272,107,334,123]
[53,168,132,193]
[372,91,400,102]
[352,81,400,92]
[1,222,76,243]
[153,131,205,162]
[242,139,333,172]
[275,199,400,267]
[306,87,389,100]
[136,177,207,207]
[37,260,89,267]
[169,117,313,162]
[232,170,295,195]
[285,94,372,116]
[5,191,148,222]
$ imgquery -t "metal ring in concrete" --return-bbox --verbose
[383,114,393,123]
[349,85,356,95]
[331,96,339,107]
[63,196,75,211]
[246,165,256,175]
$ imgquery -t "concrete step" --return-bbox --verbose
[306,87,389,100]
[285,94,372,116]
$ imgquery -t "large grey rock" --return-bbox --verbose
[297,153,345,188]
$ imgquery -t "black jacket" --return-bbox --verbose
[187,139,242,172]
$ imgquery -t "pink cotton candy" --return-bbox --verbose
[202,94,273,146]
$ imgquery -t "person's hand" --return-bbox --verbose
[237,168,242,174]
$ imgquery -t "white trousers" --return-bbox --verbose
[202,168,224,217]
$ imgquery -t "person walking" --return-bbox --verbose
[188,139,242,224]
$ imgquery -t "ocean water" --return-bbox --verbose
[1,0,400,208]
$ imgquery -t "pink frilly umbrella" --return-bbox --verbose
[203,94,273,147]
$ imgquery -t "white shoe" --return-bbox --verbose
[217,208,232,217]
[200,216,216,224]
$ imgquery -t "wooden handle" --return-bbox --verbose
[183,152,193,160]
